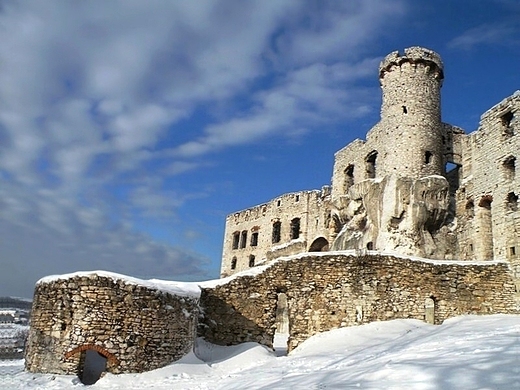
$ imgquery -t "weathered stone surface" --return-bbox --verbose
[220,46,519,283]
[200,253,518,352]
[25,275,198,375]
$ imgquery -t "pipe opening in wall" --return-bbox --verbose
[79,350,107,385]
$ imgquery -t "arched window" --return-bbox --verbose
[344,165,354,191]
[366,151,378,179]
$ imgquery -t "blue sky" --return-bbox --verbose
[0,0,519,298]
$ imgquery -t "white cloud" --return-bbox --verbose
[448,23,519,49]
[0,0,407,297]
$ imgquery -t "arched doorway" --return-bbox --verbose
[65,344,118,385]
[309,237,329,252]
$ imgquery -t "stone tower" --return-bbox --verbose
[370,46,445,178]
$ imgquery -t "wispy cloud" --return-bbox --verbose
[448,22,519,50]
[0,0,407,296]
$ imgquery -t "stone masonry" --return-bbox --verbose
[220,47,519,279]
[25,273,198,375]
[202,252,518,352]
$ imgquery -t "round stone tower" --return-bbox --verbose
[374,46,445,178]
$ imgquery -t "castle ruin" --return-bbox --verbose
[25,47,520,380]
[221,46,520,279]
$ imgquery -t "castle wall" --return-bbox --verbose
[201,252,518,352]
[25,273,199,375]
[456,92,520,272]
[220,189,330,277]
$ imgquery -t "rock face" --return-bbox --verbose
[200,253,518,353]
[331,175,453,258]
[25,274,198,375]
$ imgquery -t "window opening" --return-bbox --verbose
[290,218,300,240]
[295,195,300,202]
[503,156,516,180]
[507,192,518,211]
[510,247,516,256]
[402,105,408,114]
[366,151,378,179]
[465,200,474,217]
[424,151,433,164]
[232,232,240,250]
[344,165,354,191]
[231,257,237,270]
[272,221,281,243]
[249,255,255,267]
[501,111,514,136]
[366,242,374,250]
[240,230,247,249]
[250,232,259,246]
[277,199,281,207]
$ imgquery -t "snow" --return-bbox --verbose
[3,314,519,389]
[37,271,201,299]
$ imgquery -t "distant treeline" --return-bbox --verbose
[0,297,32,310]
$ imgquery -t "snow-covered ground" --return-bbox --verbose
[2,314,519,389]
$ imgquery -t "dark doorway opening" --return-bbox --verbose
[79,349,107,385]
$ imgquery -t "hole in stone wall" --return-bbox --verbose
[344,164,354,192]
[231,257,237,270]
[366,242,374,250]
[309,237,329,252]
[424,151,433,164]
[250,232,259,247]
[465,200,474,217]
[232,232,240,250]
[402,105,408,114]
[240,230,248,249]
[500,111,514,136]
[507,192,518,211]
[365,151,378,179]
[79,350,107,385]
[503,156,516,180]
[272,221,281,243]
[248,255,255,267]
[290,218,300,240]
[61,323,67,331]
[273,292,289,357]
[295,195,300,202]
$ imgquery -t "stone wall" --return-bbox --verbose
[200,252,518,352]
[456,91,520,269]
[25,273,199,375]
[221,189,331,277]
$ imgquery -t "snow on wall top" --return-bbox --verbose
[37,270,202,299]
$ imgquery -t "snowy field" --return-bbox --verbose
[2,314,519,389]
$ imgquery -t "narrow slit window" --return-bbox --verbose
[425,151,433,164]
[231,257,237,270]
[249,255,255,267]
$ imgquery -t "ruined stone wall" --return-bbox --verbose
[201,252,518,352]
[220,189,331,277]
[456,92,520,272]
[25,273,199,375]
